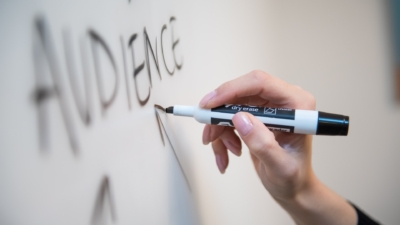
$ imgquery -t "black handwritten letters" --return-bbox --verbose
[128,33,148,106]
[170,17,183,70]
[91,175,117,225]
[89,30,119,112]
[31,11,189,225]
[33,18,79,153]
[32,16,183,151]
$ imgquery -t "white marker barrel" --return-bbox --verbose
[167,105,349,136]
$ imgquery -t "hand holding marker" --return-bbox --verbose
[166,104,349,136]
[167,71,359,225]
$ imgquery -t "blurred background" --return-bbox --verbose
[178,1,400,224]
[1,0,399,224]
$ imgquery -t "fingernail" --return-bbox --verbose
[224,140,241,156]
[216,154,226,174]
[199,90,216,107]
[235,114,253,136]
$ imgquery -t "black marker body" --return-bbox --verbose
[168,105,349,136]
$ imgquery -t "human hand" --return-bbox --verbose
[200,70,316,201]
[199,70,357,225]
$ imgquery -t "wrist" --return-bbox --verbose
[274,171,321,209]
[274,172,357,225]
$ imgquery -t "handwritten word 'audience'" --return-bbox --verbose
[32,16,183,152]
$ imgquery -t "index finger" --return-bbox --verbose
[199,70,310,109]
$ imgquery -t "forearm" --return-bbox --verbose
[275,173,357,225]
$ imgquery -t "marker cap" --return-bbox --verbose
[316,112,349,136]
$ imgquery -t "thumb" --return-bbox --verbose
[232,112,286,169]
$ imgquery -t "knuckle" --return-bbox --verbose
[211,139,222,153]
[217,81,232,93]
[250,70,269,82]
[305,92,316,109]
[295,86,316,110]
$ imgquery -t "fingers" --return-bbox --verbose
[219,128,242,156]
[199,70,316,110]
[225,96,270,107]
[212,139,229,174]
[232,112,290,171]
[202,124,225,145]
[203,125,242,156]
[203,125,242,174]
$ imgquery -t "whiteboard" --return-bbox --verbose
[1,0,400,225]
[0,0,197,224]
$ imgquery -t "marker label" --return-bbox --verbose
[263,123,294,132]
[210,118,295,133]
[211,105,295,120]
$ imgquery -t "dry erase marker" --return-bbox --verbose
[166,104,349,136]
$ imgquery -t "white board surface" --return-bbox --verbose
[0,0,196,224]
[1,1,400,225]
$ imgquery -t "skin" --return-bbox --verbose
[199,70,357,225]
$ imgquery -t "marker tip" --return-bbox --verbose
[166,106,174,114]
